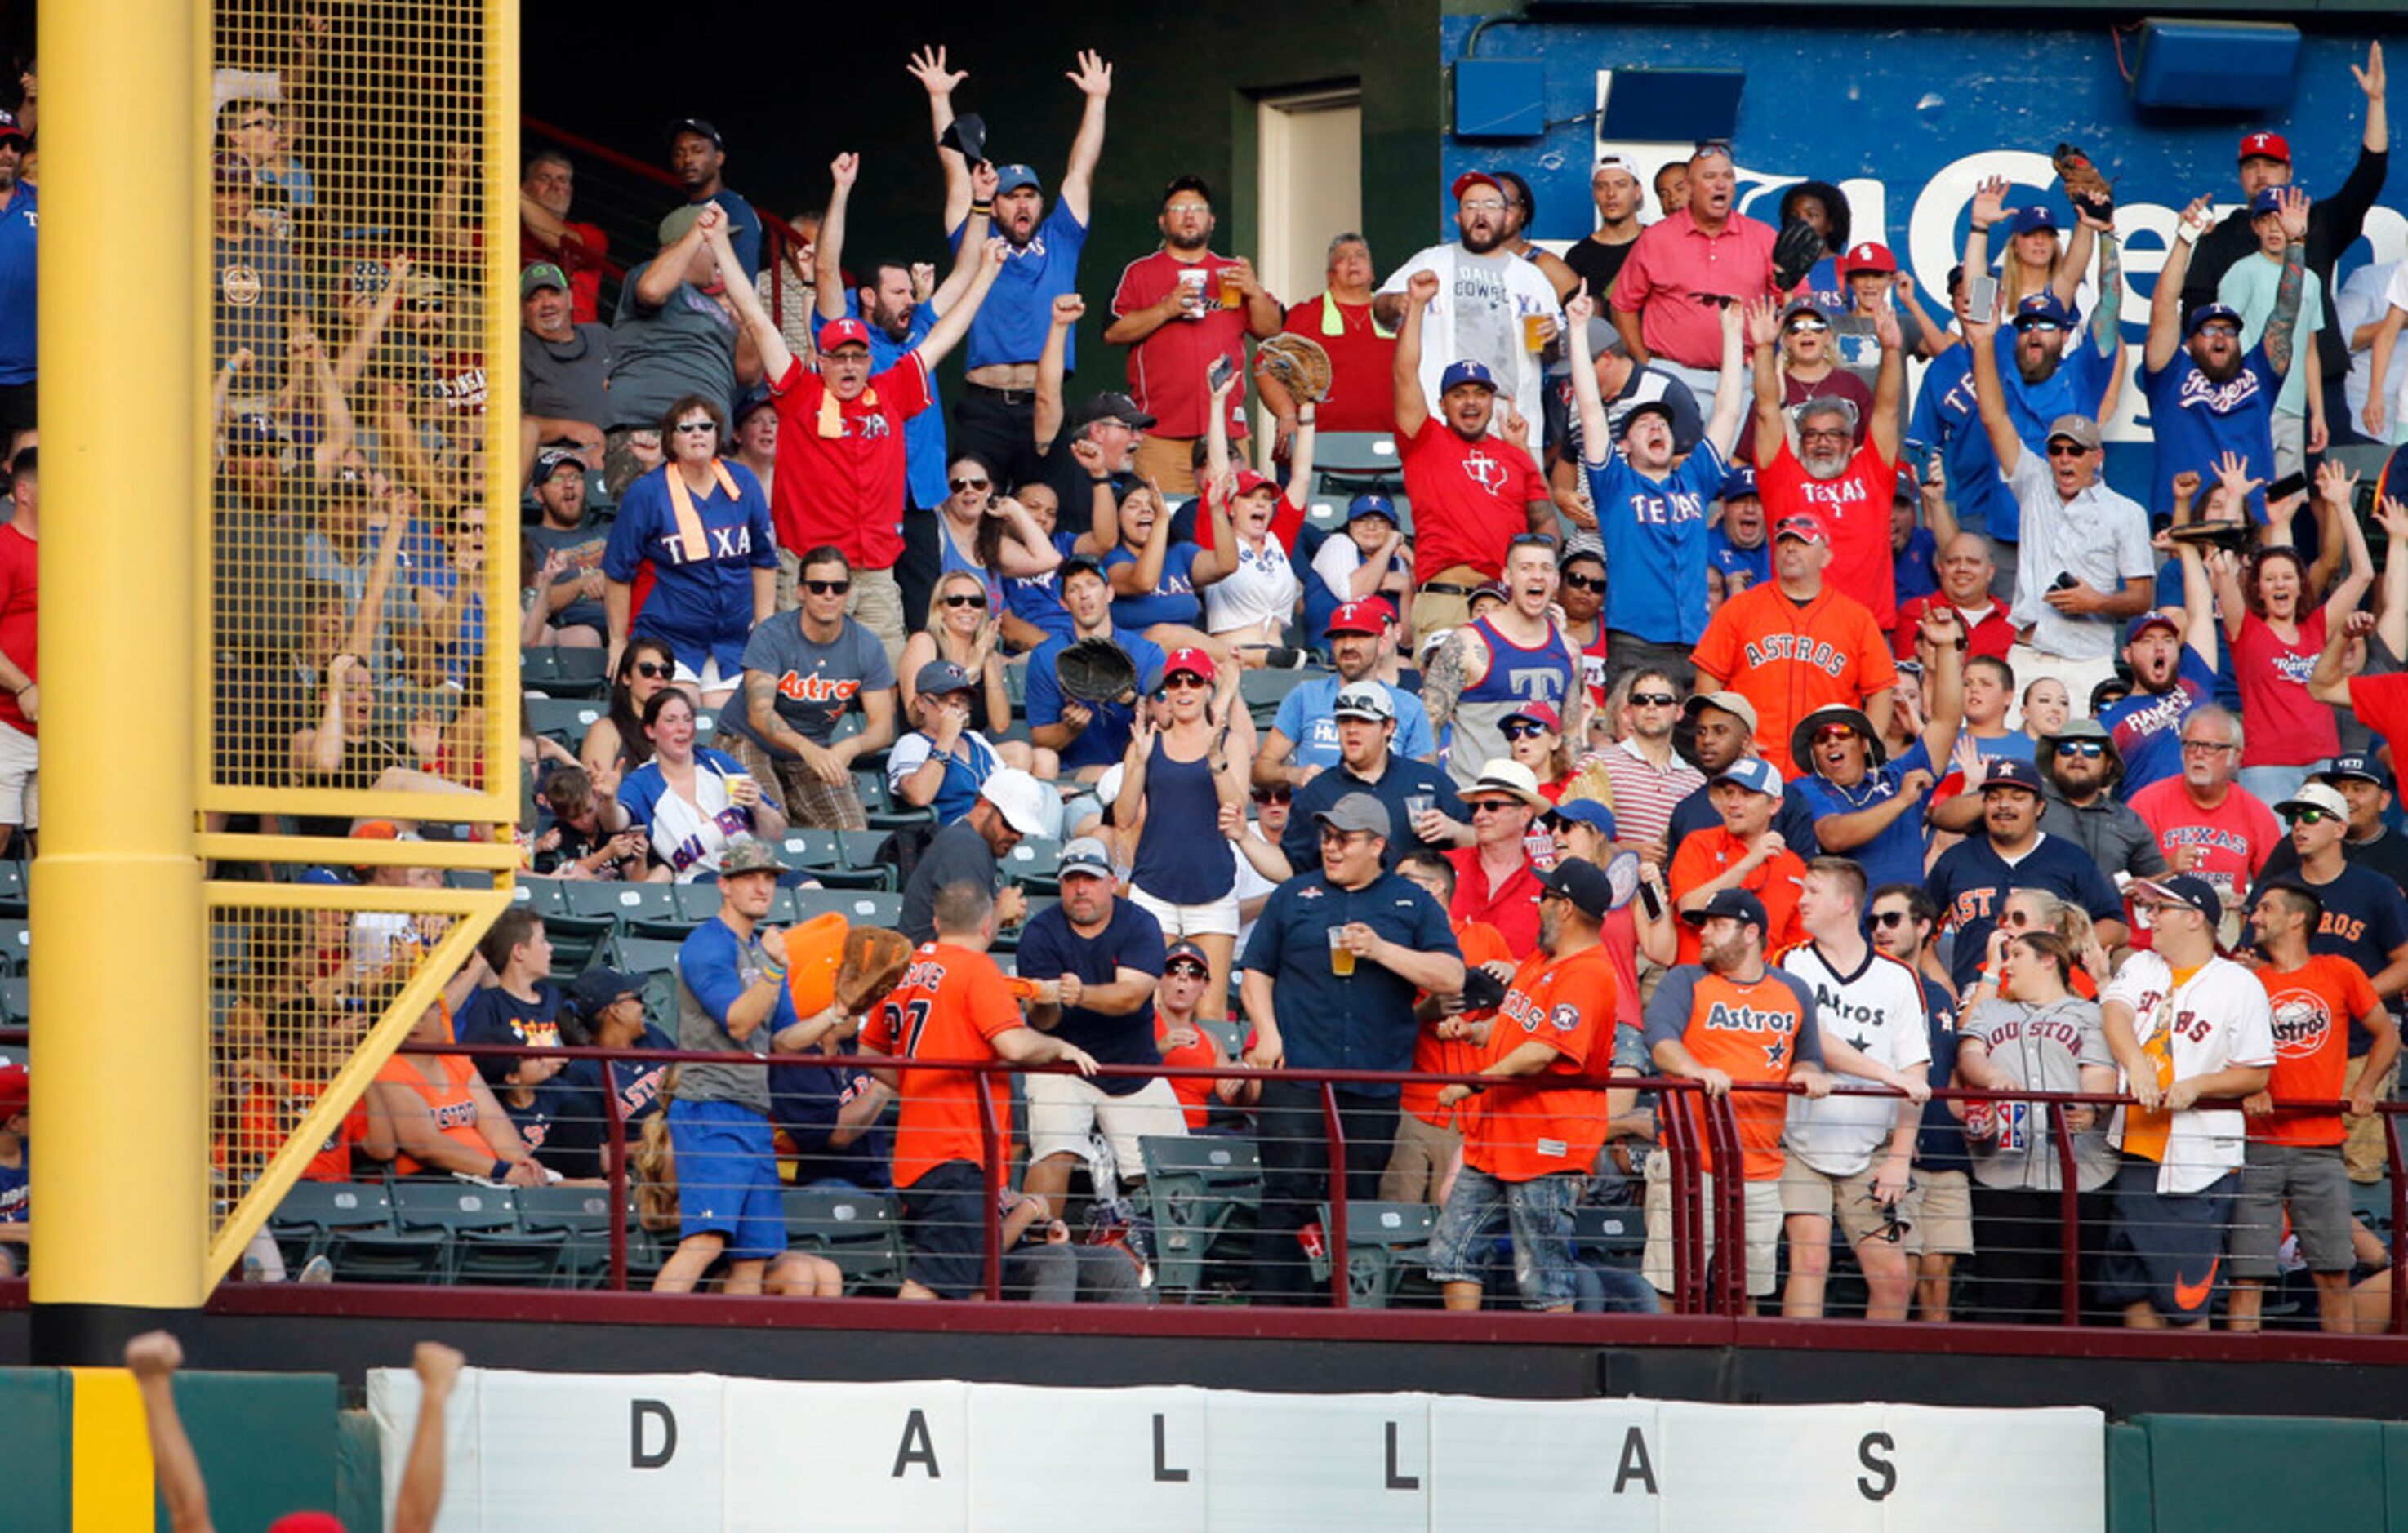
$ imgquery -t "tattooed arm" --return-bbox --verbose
[1421,628,1480,731]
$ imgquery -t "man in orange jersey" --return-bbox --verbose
[1669,757,1806,964]
[2231,881,2398,1331]
[859,879,1100,1300]
[1692,508,1896,779]
[1383,850,1517,1203]
[1425,858,1624,1311]
[1641,888,1834,1307]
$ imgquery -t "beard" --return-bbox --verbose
[2192,345,2244,385]
[1459,224,1506,256]
[1802,445,1849,478]
[1165,229,1209,255]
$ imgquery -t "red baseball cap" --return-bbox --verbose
[1325,600,1389,636]
[2238,131,2291,165]
[1162,647,1217,685]
[1774,510,1831,546]
[0,1063,24,1121]
[1451,171,1504,202]
[1503,700,1564,733]
[1840,241,1897,277]
[1231,469,1278,499]
[815,318,872,353]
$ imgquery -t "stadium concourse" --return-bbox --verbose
[18,16,2408,1360]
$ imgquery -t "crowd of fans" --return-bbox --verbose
[16,34,2408,1327]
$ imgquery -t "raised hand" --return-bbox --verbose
[2356,39,2387,102]
[1743,294,1781,349]
[1407,269,1441,307]
[2276,185,2311,243]
[1872,304,1903,353]
[1970,176,2009,231]
[2316,458,2360,511]
[1053,292,1086,326]
[1563,282,1596,329]
[2211,450,2261,504]
[1066,49,1113,98]
[830,152,859,189]
[970,160,999,203]
[2177,194,2215,238]
[906,44,967,97]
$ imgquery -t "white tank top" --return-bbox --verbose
[1204,535,1300,634]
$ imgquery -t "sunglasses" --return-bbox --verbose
[950,476,990,492]
[2053,740,2105,758]
[1467,800,1520,815]
[1562,572,1605,593]
[942,593,988,608]
[1870,910,1912,929]
[1165,673,1210,691]
[633,661,674,679]
[2045,442,2090,458]
[803,579,852,596]
[673,420,715,435]
[1252,786,1293,805]
[2286,806,2338,826]
[1785,318,1831,334]
[1629,692,1678,708]
[1166,962,1209,980]
[1502,721,1551,740]
[1813,725,1861,744]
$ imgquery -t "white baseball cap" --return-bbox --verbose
[979,767,1049,836]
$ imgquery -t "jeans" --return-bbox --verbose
[1249,1079,1400,1304]
[1427,1165,1587,1310]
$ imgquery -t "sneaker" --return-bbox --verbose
[240,1252,265,1284]
[297,1255,334,1285]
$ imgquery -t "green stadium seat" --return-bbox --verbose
[567,881,679,926]
[1573,1204,1645,1269]
[0,917,29,975]
[525,697,606,748]
[1310,1201,1438,1309]
[1241,667,1318,725]
[509,880,570,920]
[1001,837,1063,894]
[0,975,27,1024]
[779,829,843,872]
[267,1181,396,1270]
[1139,1135,1262,1298]
[1201,1018,1246,1063]
[539,914,616,975]
[782,1187,909,1294]
[794,889,903,929]
[856,769,934,833]
[514,1184,616,1289]
[274,1182,447,1284]
[608,934,688,979]
[442,868,494,890]
[393,1184,563,1286]
[521,647,609,700]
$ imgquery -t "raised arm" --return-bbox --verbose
[2264,187,2312,380]
[2148,196,2214,374]
[1392,269,1440,438]
[1963,304,2023,475]
[814,153,858,325]
[906,45,973,233]
[333,255,409,394]
[126,1333,216,1533]
[1564,286,1612,467]
[710,208,796,386]
[2085,210,2124,358]
[2378,494,2408,664]
[2050,216,2097,312]
[1059,50,1113,224]
[1035,293,1082,451]
[910,238,1007,372]
[990,495,1066,577]
[1745,295,1787,469]
[1703,300,1748,458]
[1868,305,1905,464]
[931,160,999,317]
[2320,460,2377,621]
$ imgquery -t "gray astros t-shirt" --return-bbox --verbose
[732,612,895,751]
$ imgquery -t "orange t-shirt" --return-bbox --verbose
[859,941,1025,1189]
[220,1082,364,1183]
[1658,966,1818,1180]
[1464,947,1618,1182]
[1402,918,1516,1128]
[372,1053,493,1177]
[1668,828,1805,965]
[2256,954,2379,1149]
[1156,1021,1220,1131]
[1691,580,1897,778]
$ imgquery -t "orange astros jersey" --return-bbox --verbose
[859,941,1026,1189]
[1464,947,1619,1183]
[1646,964,1823,1180]
[1692,580,1897,779]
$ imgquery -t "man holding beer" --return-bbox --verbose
[1104,175,1283,493]
[1240,792,1466,1302]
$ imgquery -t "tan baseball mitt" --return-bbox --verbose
[835,926,915,1016]
[1255,333,1332,405]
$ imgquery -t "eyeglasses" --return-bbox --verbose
[1797,427,1851,444]
[1460,198,1507,212]
[1164,673,1210,691]
[1562,572,1605,593]
[2054,740,2106,758]
[1318,826,1374,845]
[942,593,988,608]
[2180,739,2237,755]
[2286,806,2338,825]
[1629,692,1679,708]
[1870,910,1912,929]
[803,579,852,596]
[1502,721,1551,741]
[673,420,715,435]
[2197,322,2241,340]
[2045,442,2090,458]
[633,661,674,679]
[950,476,990,492]
[1252,786,1292,804]
[1164,202,1212,216]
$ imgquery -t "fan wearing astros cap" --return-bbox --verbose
[1691,504,1896,779]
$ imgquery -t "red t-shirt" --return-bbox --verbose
[522,220,611,326]
[1155,1021,1220,1131]
[0,523,33,737]
[1758,438,1898,628]
[1464,948,1618,1183]
[1733,367,1876,465]
[1279,294,1397,434]
[2127,778,2283,913]
[859,941,1022,1189]
[2255,954,2379,1147]
[1893,593,2015,664]
[1449,846,1545,958]
[1397,417,1548,580]
[2353,673,2408,764]
[2232,610,2336,767]
[1111,250,1252,440]
[1668,828,1805,964]
[1402,918,1514,1127]
[768,353,932,571]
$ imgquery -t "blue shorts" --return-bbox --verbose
[667,1098,786,1264]
[2096,1157,2237,1322]
[900,1160,989,1300]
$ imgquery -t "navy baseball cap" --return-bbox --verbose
[1720,464,1758,500]
[1538,857,1617,920]
[1439,359,1498,395]
[2316,753,2391,790]
[531,447,582,490]
[1684,887,1769,930]
[571,966,645,1014]
[994,163,1041,195]
[2249,187,2287,217]
[2125,611,2181,643]
[2005,205,2059,237]
[1978,758,2046,796]
[1618,398,1676,440]
[1164,940,1210,972]
[1347,491,1398,524]
[2186,303,2245,339]
[2135,873,2222,930]
[2012,292,2076,330]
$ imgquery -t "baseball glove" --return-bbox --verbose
[1772,220,1827,292]
[834,926,915,1016]
[1055,636,1139,705]
[1255,333,1333,406]
[2052,141,2116,223]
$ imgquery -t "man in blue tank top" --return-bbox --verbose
[1422,535,1586,789]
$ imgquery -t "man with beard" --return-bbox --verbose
[1374,171,1564,442]
[1105,175,1282,493]
[1563,154,1647,300]
[2127,704,2282,918]
[523,450,608,647]
[521,263,612,466]
[1259,598,1435,784]
[1422,535,1587,789]
[1258,233,1398,443]
[2143,188,2311,524]
[1896,531,2014,663]
[519,150,608,325]
[1611,142,1780,399]
[1389,269,1553,634]
[911,43,1113,491]
[1747,297,1907,628]
[815,150,995,623]
[1795,606,1965,890]
[668,118,763,279]
[2101,608,2219,795]
[2027,717,2168,884]
[1564,287,1746,684]
[1025,556,1165,777]
[1663,690,1819,860]
[1926,758,2128,996]
[1285,683,1466,871]
[1960,175,2122,447]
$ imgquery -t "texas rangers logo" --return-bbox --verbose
[2174,365,2263,415]
[1461,449,1508,493]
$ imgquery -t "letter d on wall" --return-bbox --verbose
[632,1398,679,1469]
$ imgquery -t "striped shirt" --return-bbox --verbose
[1590,738,1703,851]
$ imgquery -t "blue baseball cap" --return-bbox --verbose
[2125,611,2181,644]
[1548,798,1618,839]
[1978,758,2046,797]
[1720,464,1758,500]
[1438,359,1497,395]
[2185,303,2245,340]
[1347,491,1398,524]
[2248,187,2286,217]
[2005,205,2059,237]
[2317,753,2392,790]
[1711,758,1783,798]
[994,163,1041,195]
[2012,291,2076,330]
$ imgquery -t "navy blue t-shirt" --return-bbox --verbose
[1012,897,1169,1096]
[2103,644,2219,793]
[456,981,608,1169]
[1240,870,1461,1097]
[1927,833,2126,993]
[1912,972,1968,1172]
[770,1054,894,1191]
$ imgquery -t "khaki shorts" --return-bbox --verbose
[1641,1147,1783,1299]
[2343,1055,2397,1184]
[1023,1072,1190,1180]
[1379,1108,1462,1205]
[1778,1157,1902,1249]
[1899,1167,1974,1258]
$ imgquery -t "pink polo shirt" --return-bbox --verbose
[1611,210,1780,370]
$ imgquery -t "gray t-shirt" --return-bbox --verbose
[609,265,739,431]
[523,322,615,431]
[732,612,895,752]
[526,517,611,634]
[901,819,1001,946]
[1961,996,2118,1193]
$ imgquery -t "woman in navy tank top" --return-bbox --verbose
[1118,647,1246,1021]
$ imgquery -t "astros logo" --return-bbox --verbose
[2268,994,2331,1059]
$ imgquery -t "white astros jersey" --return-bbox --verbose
[2101,950,2275,1195]
[1777,941,1932,1176]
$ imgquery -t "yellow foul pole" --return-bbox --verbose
[30,0,207,1353]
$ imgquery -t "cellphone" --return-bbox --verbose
[1637,878,1664,922]
[1966,273,2001,321]
[2266,470,2308,503]
[2050,571,2080,593]
[1208,353,1237,393]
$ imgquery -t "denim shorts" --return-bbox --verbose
[1426,1164,1585,1311]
